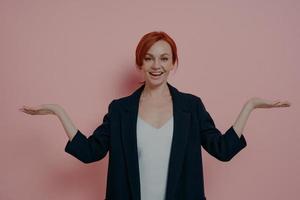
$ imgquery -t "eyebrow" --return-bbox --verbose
[145,53,170,57]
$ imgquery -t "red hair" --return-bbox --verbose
[135,31,179,69]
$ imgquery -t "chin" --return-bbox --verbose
[146,79,166,87]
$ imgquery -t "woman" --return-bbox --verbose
[20,31,290,200]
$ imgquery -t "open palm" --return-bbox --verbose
[19,104,60,115]
[250,97,291,109]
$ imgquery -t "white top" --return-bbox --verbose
[136,115,174,200]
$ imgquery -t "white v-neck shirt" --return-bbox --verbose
[136,115,174,200]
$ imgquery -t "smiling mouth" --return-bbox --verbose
[149,72,164,76]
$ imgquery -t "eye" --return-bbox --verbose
[144,57,152,61]
[161,57,168,61]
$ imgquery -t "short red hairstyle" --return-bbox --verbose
[135,31,179,69]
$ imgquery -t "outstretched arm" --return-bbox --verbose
[198,97,291,162]
[232,97,291,137]
[20,101,115,164]
[64,101,115,164]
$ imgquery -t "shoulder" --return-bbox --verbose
[179,91,205,110]
[107,94,133,112]
[180,91,201,102]
[107,98,123,111]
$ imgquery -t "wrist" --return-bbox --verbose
[245,100,255,111]
[53,106,65,116]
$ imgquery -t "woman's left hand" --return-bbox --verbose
[247,97,291,109]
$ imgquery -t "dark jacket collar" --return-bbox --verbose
[121,81,189,113]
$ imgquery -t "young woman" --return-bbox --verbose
[20,31,290,200]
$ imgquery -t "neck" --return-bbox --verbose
[142,82,170,99]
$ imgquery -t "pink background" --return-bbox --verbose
[1,0,299,199]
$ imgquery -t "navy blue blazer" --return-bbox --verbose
[65,82,247,200]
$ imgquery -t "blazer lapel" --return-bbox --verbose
[120,82,191,200]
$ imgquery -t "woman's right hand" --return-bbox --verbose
[19,104,63,116]
[20,104,78,141]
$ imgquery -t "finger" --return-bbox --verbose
[276,102,290,107]
[272,102,281,106]
[24,110,35,114]
[279,100,291,105]
[283,101,291,105]
[23,107,32,111]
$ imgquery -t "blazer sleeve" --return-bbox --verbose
[64,100,114,164]
[197,97,247,161]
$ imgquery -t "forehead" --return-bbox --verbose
[146,40,172,55]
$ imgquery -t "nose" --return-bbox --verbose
[152,58,162,69]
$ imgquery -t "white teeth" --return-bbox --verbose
[149,72,163,76]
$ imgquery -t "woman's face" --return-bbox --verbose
[140,40,175,87]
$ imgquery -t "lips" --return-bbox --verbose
[149,72,164,76]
